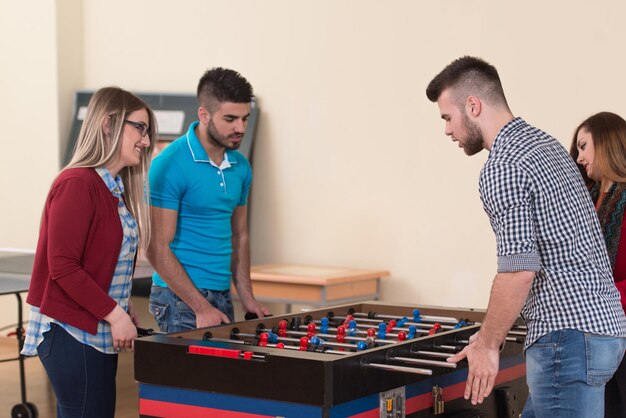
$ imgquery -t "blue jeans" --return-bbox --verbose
[37,323,118,418]
[522,329,626,418]
[149,285,234,333]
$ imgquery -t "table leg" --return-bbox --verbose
[15,292,27,404]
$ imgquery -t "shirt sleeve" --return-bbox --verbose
[479,162,541,273]
[149,155,184,211]
[237,159,253,206]
[47,177,117,319]
[615,279,626,312]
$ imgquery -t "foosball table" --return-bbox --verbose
[134,302,528,417]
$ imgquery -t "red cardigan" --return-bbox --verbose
[26,168,123,335]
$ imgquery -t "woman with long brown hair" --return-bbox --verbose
[572,111,626,418]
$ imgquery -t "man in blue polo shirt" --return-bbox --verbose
[146,68,270,332]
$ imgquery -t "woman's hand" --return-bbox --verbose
[104,305,138,352]
[128,299,140,327]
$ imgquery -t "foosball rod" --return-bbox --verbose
[351,310,461,325]
[286,327,401,346]
[206,336,349,355]
[389,356,457,369]
[313,318,461,331]
[365,363,433,376]
[275,327,397,344]
[295,325,419,342]
[413,349,457,358]
[456,334,526,345]
[233,331,365,350]
[264,342,348,355]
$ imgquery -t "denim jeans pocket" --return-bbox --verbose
[149,297,170,332]
[36,323,56,361]
[149,299,169,321]
[202,289,214,304]
[585,333,624,386]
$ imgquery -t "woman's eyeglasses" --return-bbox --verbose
[124,120,150,137]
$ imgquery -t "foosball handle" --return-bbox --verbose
[245,312,273,320]
[137,327,161,337]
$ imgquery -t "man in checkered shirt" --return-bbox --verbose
[426,56,626,417]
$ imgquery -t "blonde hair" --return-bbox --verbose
[67,87,157,247]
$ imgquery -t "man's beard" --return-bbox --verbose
[207,119,241,150]
[461,113,484,156]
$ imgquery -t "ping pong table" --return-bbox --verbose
[0,251,38,418]
[0,251,155,418]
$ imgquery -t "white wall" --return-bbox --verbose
[56,0,84,163]
[2,0,626,328]
[0,1,60,249]
[0,1,60,329]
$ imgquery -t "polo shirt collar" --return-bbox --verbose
[185,121,240,168]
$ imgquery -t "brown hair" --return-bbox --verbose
[570,112,626,184]
[197,67,253,113]
[426,56,509,110]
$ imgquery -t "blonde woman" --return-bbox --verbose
[21,87,156,418]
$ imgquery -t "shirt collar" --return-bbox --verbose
[185,121,239,168]
[490,117,526,156]
[95,167,124,198]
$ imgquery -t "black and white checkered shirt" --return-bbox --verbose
[479,118,626,349]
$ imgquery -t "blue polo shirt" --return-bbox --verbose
[149,121,252,290]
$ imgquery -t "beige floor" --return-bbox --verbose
[0,297,156,418]
[0,337,138,418]
[0,297,287,418]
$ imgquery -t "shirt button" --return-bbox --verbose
[220,182,224,187]
[217,171,221,174]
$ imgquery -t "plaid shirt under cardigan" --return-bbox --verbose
[479,117,626,349]
[22,168,137,355]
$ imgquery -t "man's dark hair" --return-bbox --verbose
[426,56,508,108]
[197,67,254,112]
